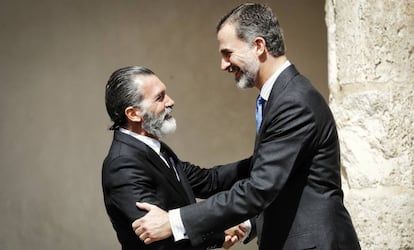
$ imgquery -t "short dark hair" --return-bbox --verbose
[105,66,155,130]
[216,3,286,57]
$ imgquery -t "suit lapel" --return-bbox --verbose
[147,148,193,203]
[255,65,300,146]
[160,142,196,203]
[174,164,196,203]
[114,131,193,203]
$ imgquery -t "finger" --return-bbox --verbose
[134,225,143,237]
[144,237,153,245]
[231,230,241,239]
[239,224,248,233]
[236,228,247,238]
[236,231,246,239]
[223,235,232,249]
[136,202,153,211]
[132,220,141,230]
[139,232,147,241]
[223,239,235,249]
[231,235,238,243]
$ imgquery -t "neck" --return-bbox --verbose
[256,55,287,90]
[124,124,159,140]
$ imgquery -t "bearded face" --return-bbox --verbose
[217,23,260,89]
[233,51,260,89]
[141,107,176,138]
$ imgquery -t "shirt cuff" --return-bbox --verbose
[168,208,188,241]
[241,219,252,241]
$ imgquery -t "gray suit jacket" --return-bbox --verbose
[102,131,250,250]
[180,65,361,250]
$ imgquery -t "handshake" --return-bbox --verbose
[223,223,249,249]
[132,202,249,249]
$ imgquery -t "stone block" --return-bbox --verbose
[344,188,414,250]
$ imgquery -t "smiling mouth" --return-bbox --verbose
[228,66,242,81]
[164,113,172,120]
[228,65,240,73]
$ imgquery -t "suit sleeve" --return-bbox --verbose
[180,97,317,247]
[102,155,163,222]
[180,157,252,199]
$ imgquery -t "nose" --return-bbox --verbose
[165,94,175,108]
[221,58,231,71]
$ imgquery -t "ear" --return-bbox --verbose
[253,37,267,56]
[125,106,143,123]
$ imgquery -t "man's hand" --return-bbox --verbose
[132,202,172,244]
[222,224,248,249]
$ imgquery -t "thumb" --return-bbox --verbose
[136,202,154,211]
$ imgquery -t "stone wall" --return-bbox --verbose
[326,0,414,249]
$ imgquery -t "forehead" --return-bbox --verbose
[139,75,165,97]
[217,23,246,52]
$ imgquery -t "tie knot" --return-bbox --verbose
[160,143,168,155]
[257,95,265,105]
[160,145,168,156]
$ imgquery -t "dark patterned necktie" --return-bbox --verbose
[160,147,180,181]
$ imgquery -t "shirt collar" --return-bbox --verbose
[119,128,161,155]
[260,60,291,101]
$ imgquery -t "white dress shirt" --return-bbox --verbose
[119,128,166,162]
[259,60,291,101]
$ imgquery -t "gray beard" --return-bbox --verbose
[237,71,256,89]
[236,54,259,89]
[142,107,176,138]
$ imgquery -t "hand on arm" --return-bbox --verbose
[132,202,172,244]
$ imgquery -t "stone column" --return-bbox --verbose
[326,0,414,249]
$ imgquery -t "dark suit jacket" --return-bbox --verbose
[180,65,361,250]
[102,131,250,250]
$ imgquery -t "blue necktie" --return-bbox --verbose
[256,95,265,133]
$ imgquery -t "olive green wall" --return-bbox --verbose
[0,0,326,249]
